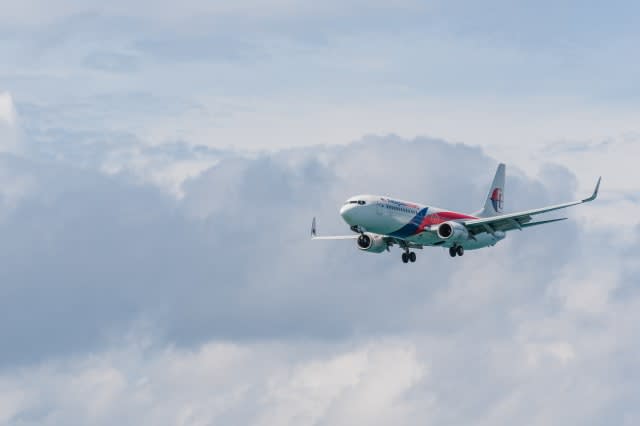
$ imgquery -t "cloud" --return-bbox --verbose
[3,2,639,161]
[0,338,428,426]
[0,0,422,28]
[0,135,637,424]
[83,52,139,73]
[0,92,21,154]
[1,2,639,420]
[0,135,590,364]
[0,93,17,126]
[3,295,640,426]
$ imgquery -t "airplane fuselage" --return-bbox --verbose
[340,194,505,250]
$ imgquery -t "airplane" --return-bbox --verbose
[311,163,601,263]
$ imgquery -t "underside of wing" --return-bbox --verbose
[520,217,568,228]
[312,235,359,240]
[468,216,568,233]
[465,214,533,234]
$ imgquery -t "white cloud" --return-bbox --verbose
[550,264,619,316]
[0,93,17,126]
[3,300,640,426]
[98,144,222,198]
[0,92,21,154]
[0,136,575,361]
[0,136,636,424]
[0,339,426,426]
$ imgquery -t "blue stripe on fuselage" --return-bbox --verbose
[389,207,429,238]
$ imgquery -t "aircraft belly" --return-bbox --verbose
[408,232,441,245]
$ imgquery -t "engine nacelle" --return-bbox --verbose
[437,221,469,242]
[356,233,387,253]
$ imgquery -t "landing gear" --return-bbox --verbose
[401,251,417,263]
[449,245,465,257]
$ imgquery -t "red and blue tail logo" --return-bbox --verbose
[490,188,503,212]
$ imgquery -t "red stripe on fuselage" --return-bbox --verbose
[417,211,477,231]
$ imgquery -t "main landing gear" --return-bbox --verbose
[401,251,417,264]
[449,245,464,258]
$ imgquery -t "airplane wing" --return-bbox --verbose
[310,218,422,249]
[311,217,358,240]
[462,177,601,234]
[312,235,359,240]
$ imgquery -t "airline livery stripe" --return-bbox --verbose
[389,210,478,238]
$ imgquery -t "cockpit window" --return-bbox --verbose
[346,200,366,205]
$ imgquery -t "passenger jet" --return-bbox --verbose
[311,164,601,263]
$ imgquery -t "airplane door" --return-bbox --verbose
[376,201,384,215]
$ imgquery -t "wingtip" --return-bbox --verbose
[311,217,317,237]
[583,177,602,202]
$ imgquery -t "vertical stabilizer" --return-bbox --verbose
[476,163,505,217]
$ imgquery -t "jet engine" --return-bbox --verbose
[437,221,469,242]
[356,233,387,253]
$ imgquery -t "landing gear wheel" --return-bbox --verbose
[449,247,457,257]
[401,252,409,263]
[456,246,465,256]
[409,252,416,263]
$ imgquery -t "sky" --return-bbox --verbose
[0,1,639,425]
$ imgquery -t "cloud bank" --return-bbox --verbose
[0,134,637,424]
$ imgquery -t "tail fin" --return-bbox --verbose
[476,163,505,217]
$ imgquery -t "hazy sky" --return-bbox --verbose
[0,1,639,425]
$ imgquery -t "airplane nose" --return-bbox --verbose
[340,204,356,223]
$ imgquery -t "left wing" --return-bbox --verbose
[310,218,422,249]
[311,217,358,240]
[462,177,601,234]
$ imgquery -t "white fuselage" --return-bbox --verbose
[340,194,505,250]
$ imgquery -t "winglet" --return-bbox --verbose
[582,177,602,202]
[311,217,317,238]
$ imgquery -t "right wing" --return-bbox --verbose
[311,217,358,240]
[462,177,601,234]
